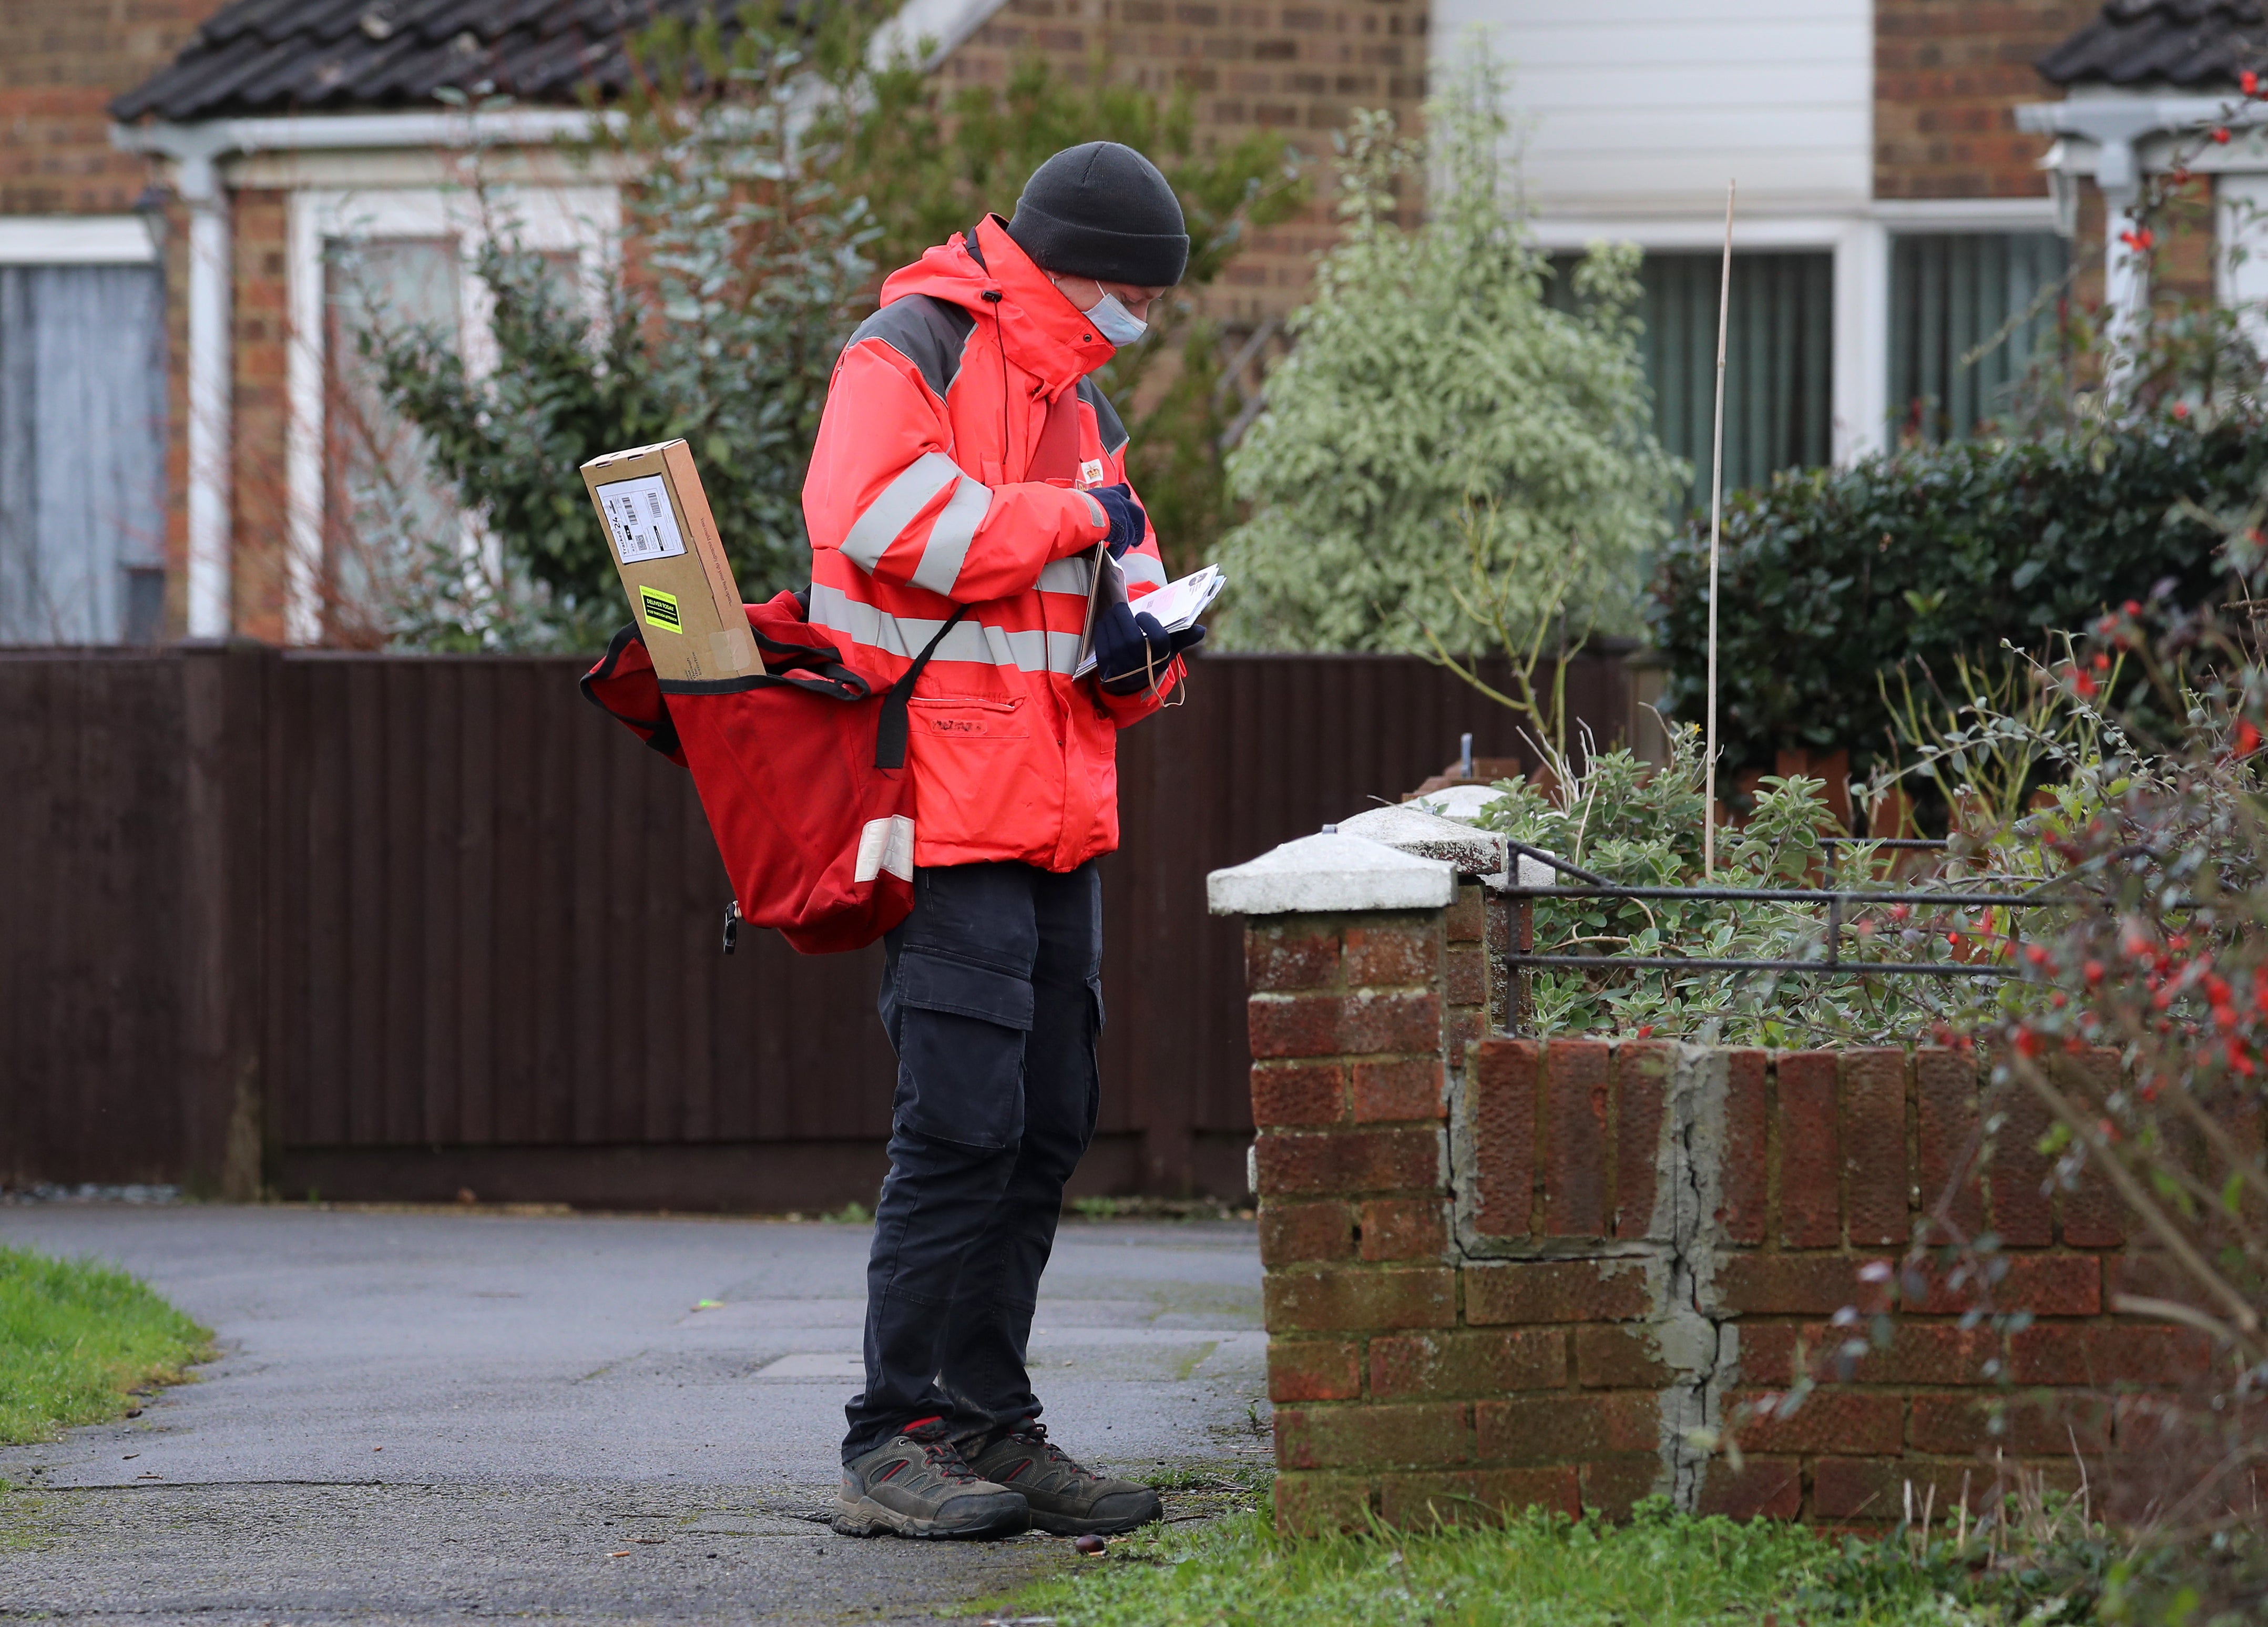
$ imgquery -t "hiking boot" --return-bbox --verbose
[966,1423,1162,1537]
[833,1419,1030,1540]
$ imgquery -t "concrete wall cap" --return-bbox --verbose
[1336,803,1506,876]
[1405,783,1510,823]
[1207,831,1457,916]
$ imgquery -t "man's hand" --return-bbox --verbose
[1090,484,1147,559]
[1095,606,1205,694]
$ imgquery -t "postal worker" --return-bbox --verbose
[800,141,1205,1540]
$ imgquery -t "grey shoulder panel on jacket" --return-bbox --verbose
[1077,377,1129,455]
[847,296,978,402]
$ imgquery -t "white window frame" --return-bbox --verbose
[1528,199,2062,465]
[0,216,158,265]
[285,183,619,644]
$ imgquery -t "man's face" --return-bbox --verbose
[1045,272,1174,324]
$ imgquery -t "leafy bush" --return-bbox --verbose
[1719,520,2268,1621]
[1963,576,2268,1614]
[1465,728,2026,1048]
[1647,419,2268,773]
[1216,45,1681,654]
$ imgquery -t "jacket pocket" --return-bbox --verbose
[910,695,1030,742]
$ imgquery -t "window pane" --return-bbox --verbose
[1889,231,2069,443]
[0,264,167,645]
[1549,250,1835,507]
[323,237,464,644]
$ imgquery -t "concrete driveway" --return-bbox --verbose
[0,1203,1268,1625]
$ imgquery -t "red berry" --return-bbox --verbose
[2216,126,2234,143]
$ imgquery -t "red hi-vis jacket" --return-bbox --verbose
[802,215,1179,873]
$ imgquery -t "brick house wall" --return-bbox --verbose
[0,0,221,216]
[230,187,293,644]
[1874,1,2091,201]
[935,0,1428,321]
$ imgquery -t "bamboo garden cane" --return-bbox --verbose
[1704,181,1734,878]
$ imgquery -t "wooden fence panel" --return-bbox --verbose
[4,645,1632,1202]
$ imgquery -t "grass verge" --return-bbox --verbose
[0,1244,212,1446]
[992,1493,2011,1626]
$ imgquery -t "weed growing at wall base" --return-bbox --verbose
[990,1498,2004,1626]
[0,1246,210,1446]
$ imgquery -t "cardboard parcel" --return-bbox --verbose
[581,440,763,682]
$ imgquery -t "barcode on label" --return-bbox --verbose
[596,474,688,564]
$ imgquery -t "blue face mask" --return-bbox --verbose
[1085,291,1148,346]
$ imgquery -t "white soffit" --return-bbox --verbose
[0,216,156,265]
[1442,0,1873,216]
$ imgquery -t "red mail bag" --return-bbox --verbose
[579,589,966,955]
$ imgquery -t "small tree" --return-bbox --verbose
[1215,46,1681,675]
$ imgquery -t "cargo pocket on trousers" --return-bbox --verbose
[891,950,1034,1149]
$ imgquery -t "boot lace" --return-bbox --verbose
[902,1421,982,1483]
[1003,1422,1100,1485]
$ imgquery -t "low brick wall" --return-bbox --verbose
[1233,857,2208,1533]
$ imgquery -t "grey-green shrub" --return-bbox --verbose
[1215,47,1681,653]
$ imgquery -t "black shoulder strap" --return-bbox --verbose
[875,606,972,770]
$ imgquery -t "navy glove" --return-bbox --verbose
[1090,483,1147,559]
[1096,607,1207,694]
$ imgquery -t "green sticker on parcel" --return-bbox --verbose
[640,586,682,632]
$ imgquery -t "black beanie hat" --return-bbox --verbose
[1006,142,1190,288]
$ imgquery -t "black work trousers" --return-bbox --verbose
[841,858,1103,1464]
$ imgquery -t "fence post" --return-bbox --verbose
[178,640,273,1202]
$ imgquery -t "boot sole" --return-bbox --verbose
[1025,1498,1164,1538]
[831,1492,1030,1541]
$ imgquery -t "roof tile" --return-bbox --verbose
[112,0,721,121]
[2040,1,2268,86]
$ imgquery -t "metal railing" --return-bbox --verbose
[1497,837,2090,984]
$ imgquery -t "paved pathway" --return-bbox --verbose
[0,1204,1268,1625]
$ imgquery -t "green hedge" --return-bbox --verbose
[1645,421,2268,770]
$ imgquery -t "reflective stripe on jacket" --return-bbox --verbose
[802,214,1178,872]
